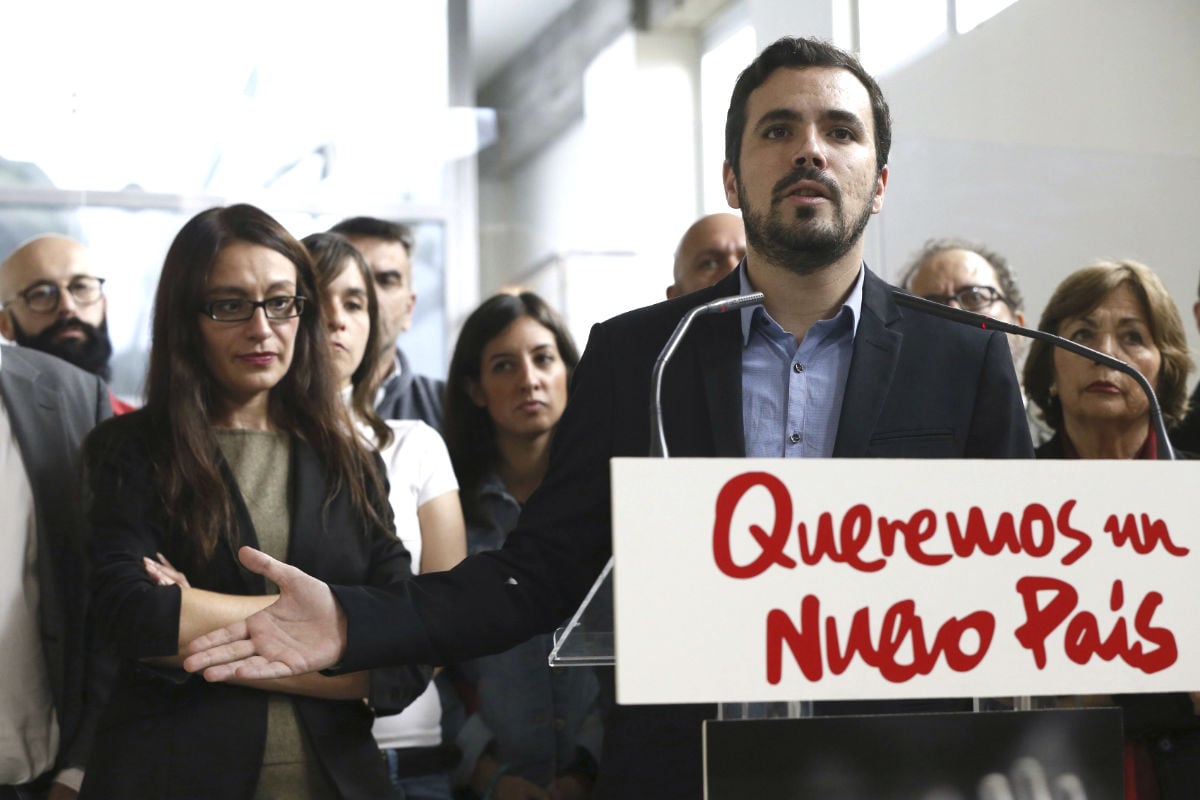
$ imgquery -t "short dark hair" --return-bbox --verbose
[329,216,415,256]
[444,291,580,523]
[725,36,892,178]
[1023,259,1192,431]
[899,238,1024,312]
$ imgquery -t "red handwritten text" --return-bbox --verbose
[1104,514,1189,556]
[765,595,994,684]
[1013,577,1177,673]
[712,472,1092,578]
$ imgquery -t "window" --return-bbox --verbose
[955,0,1020,34]
[854,0,1022,75]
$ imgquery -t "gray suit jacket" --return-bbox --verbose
[0,345,111,775]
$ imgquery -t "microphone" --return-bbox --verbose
[649,292,766,457]
[891,289,1175,460]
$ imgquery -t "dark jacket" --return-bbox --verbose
[375,347,446,433]
[330,267,1034,799]
[80,410,427,800]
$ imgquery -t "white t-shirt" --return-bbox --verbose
[357,416,459,750]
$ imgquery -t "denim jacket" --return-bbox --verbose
[445,474,605,788]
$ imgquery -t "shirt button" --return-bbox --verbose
[789,432,801,444]
[793,362,804,373]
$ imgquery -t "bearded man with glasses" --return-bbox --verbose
[0,235,133,414]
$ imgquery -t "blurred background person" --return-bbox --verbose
[1024,258,1191,460]
[442,292,603,800]
[899,238,1028,366]
[665,213,746,300]
[329,217,445,431]
[0,235,133,413]
[82,205,425,799]
[1023,258,1197,799]
[900,238,1048,445]
[305,231,466,799]
[1168,273,1200,452]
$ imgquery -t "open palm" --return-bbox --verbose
[183,547,347,680]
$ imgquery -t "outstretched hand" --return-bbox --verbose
[182,546,348,681]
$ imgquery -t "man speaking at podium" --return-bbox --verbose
[186,36,1034,798]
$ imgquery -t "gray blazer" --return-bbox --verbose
[0,345,111,774]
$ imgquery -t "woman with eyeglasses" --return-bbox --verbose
[303,231,466,799]
[80,205,424,799]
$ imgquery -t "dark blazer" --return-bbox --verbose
[0,346,111,779]
[1037,431,1195,460]
[1169,382,1200,452]
[375,347,446,432]
[80,410,427,800]
[332,267,1034,798]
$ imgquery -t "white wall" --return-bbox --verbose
[478,30,701,344]
[872,0,1200,370]
[479,0,1200,372]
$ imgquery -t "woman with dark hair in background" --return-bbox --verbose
[441,292,603,800]
[81,204,425,799]
[304,231,466,799]
[1024,258,1198,799]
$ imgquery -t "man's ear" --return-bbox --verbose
[666,284,678,300]
[0,310,13,341]
[400,290,418,332]
[722,161,740,210]
[870,164,889,214]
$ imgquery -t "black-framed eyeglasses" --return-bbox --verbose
[2,277,106,313]
[199,296,307,322]
[921,285,1011,313]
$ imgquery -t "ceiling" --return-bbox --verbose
[470,0,577,86]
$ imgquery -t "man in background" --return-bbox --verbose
[0,344,111,798]
[666,212,746,299]
[899,237,1028,364]
[329,217,444,430]
[1170,277,1200,451]
[898,238,1049,443]
[0,236,132,414]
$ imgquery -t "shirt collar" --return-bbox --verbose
[738,262,865,345]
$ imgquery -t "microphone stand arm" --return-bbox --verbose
[892,291,1174,461]
[649,292,766,458]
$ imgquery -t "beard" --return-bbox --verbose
[11,315,114,381]
[739,166,876,276]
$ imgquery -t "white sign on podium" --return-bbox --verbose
[610,458,1200,706]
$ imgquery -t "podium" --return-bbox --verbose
[550,457,1200,795]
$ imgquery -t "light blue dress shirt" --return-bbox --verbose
[739,265,863,459]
